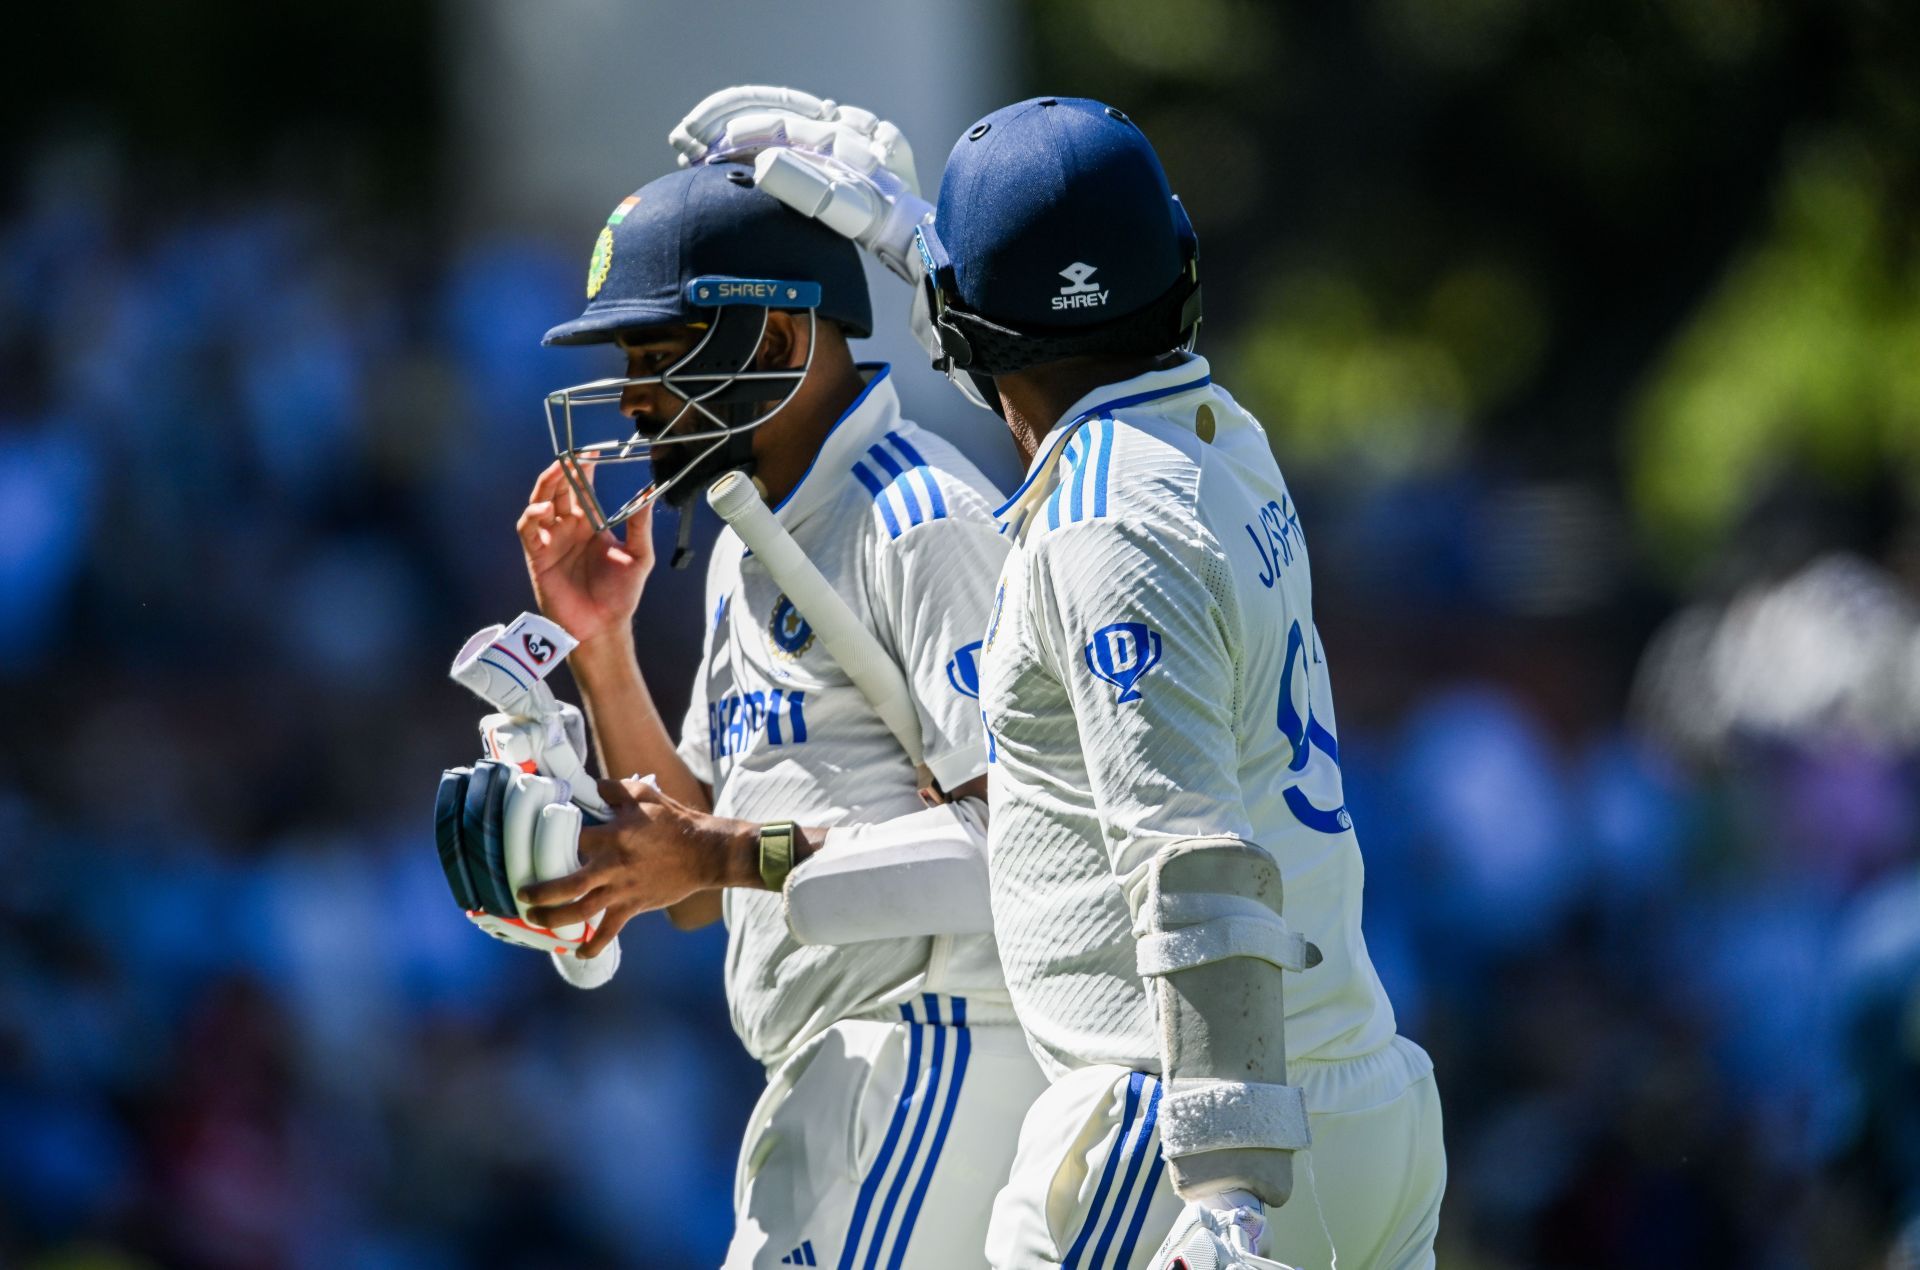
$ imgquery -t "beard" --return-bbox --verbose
[651,424,757,508]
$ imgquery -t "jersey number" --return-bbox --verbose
[1276,621,1352,834]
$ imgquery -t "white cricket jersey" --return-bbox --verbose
[675,365,1014,1068]
[978,355,1399,1082]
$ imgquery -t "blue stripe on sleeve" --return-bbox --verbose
[838,1014,924,1270]
[888,998,971,1269]
[852,461,904,539]
[1088,1075,1162,1269]
[1061,1072,1143,1270]
[1092,416,1113,520]
[867,443,924,527]
[1049,429,1086,530]
[865,1000,945,1270]
[1069,427,1091,523]
[885,433,947,520]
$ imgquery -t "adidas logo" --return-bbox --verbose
[1053,261,1109,311]
[779,1240,818,1265]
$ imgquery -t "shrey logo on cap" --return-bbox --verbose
[1054,262,1109,311]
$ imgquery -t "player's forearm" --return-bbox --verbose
[567,627,710,811]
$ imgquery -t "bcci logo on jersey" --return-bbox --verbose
[1084,621,1162,704]
[768,596,815,659]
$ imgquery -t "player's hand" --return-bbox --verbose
[517,461,650,648]
[668,85,931,283]
[519,776,743,958]
[669,85,920,192]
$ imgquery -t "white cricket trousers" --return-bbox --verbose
[985,1035,1445,1270]
[725,994,1048,1269]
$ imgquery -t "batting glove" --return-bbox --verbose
[669,84,932,284]
[1149,1192,1300,1270]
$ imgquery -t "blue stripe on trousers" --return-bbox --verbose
[1061,1071,1143,1270]
[887,996,971,1269]
[837,1007,924,1270]
[1089,1076,1162,1269]
[863,998,946,1269]
[1115,1150,1167,1270]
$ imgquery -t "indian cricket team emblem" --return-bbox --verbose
[1084,621,1162,704]
[946,640,983,699]
[586,193,639,300]
[984,582,1006,651]
[768,596,815,658]
[586,227,614,299]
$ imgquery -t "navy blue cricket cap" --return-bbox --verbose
[542,162,873,346]
[930,97,1191,331]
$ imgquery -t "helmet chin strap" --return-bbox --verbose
[662,422,760,569]
[669,506,697,570]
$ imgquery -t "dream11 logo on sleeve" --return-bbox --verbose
[1084,621,1162,704]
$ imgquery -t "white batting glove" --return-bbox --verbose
[1150,1193,1298,1270]
[668,85,932,283]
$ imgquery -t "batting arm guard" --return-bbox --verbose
[782,798,993,945]
[1135,837,1322,1208]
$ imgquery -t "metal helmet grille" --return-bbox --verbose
[542,304,817,529]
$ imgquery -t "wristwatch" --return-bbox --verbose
[757,820,800,891]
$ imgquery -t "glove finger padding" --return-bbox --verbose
[749,148,930,283]
[433,760,603,955]
[669,85,919,193]
[533,802,591,942]
[434,768,481,912]
[670,84,836,161]
[461,760,517,919]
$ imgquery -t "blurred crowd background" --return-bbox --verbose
[3,0,1917,1266]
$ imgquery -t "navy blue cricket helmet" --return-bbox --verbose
[541,163,873,543]
[544,161,872,345]
[913,97,1201,389]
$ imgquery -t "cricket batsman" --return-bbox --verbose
[451,143,1047,1266]
[680,92,1448,1268]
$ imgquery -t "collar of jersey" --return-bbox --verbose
[759,362,900,539]
[991,354,1213,528]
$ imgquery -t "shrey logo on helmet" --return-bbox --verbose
[1054,262,1109,310]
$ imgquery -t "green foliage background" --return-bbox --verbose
[1022,0,1920,576]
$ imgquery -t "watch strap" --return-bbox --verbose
[757,820,800,891]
